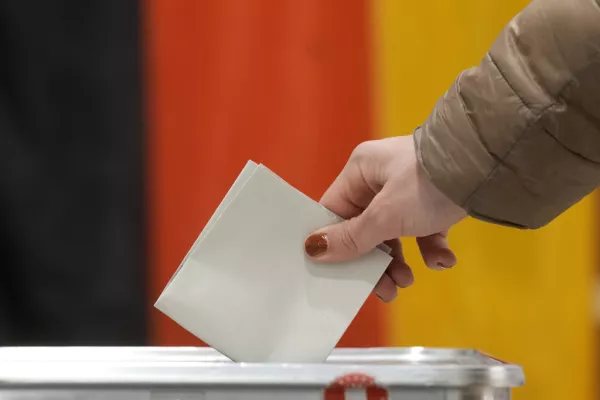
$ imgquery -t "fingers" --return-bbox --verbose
[378,233,454,304]
[304,206,388,262]
[306,187,395,261]
[384,239,414,288]
[319,161,378,220]
[306,162,378,261]
[308,142,393,262]
[373,239,413,302]
[373,273,397,302]
[416,231,457,270]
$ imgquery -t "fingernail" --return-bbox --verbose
[305,233,328,257]
[375,293,393,303]
[398,272,415,288]
[437,262,453,269]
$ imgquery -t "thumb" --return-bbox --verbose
[304,206,388,262]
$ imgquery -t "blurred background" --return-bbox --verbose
[0,0,596,399]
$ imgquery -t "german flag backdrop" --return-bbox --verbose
[0,1,593,400]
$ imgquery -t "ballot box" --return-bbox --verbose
[0,346,524,399]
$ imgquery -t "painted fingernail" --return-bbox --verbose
[305,233,328,257]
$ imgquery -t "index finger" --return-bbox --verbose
[319,161,378,219]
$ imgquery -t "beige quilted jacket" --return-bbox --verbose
[415,0,600,228]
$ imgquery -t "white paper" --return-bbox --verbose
[155,162,392,363]
[164,161,258,286]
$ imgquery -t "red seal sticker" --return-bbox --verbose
[323,373,389,400]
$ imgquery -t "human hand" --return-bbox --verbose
[304,135,467,302]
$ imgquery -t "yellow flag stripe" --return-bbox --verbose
[372,1,598,399]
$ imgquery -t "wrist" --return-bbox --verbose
[412,132,468,224]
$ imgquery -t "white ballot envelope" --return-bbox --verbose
[155,161,392,363]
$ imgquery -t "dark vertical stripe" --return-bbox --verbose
[0,1,146,344]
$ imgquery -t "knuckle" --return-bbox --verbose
[339,222,360,253]
[350,140,377,162]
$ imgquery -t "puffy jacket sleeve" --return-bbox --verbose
[414,0,600,228]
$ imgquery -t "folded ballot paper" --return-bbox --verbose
[155,161,392,363]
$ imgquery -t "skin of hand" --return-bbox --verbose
[304,135,467,302]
